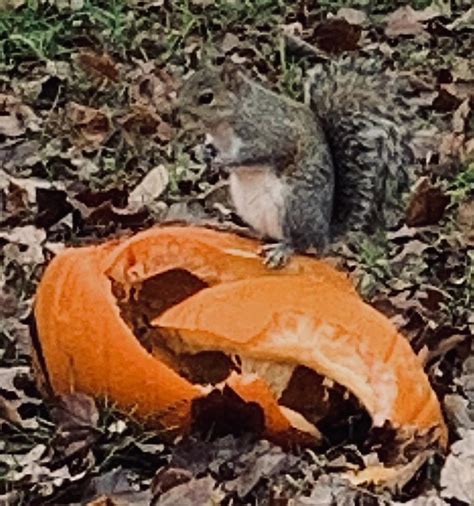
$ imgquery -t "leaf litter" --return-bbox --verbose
[0,0,473,504]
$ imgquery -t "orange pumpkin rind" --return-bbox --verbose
[34,225,447,447]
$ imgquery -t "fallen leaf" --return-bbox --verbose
[334,8,367,25]
[119,105,171,143]
[224,442,289,497]
[438,132,466,164]
[128,165,169,211]
[457,198,474,244]
[452,98,471,133]
[51,392,99,429]
[50,393,99,460]
[0,94,41,137]
[154,476,219,506]
[295,475,359,505]
[441,82,474,101]
[0,444,87,497]
[392,493,448,505]
[312,18,361,53]
[391,239,429,263]
[0,225,46,265]
[406,177,450,226]
[0,366,42,429]
[447,7,474,30]
[432,89,462,113]
[443,394,474,433]
[221,32,240,53]
[76,51,119,82]
[440,429,474,504]
[0,169,64,204]
[34,188,72,229]
[67,102,112,148]
[345,453,431,491]
[385,6,427,37]
[459,353,474,406]
[152,467,193,496]
[84,468,152,506]
[128,66,179,116]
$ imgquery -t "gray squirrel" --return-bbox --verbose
[178,58,415,267]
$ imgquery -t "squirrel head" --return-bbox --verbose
[178,64,244,131]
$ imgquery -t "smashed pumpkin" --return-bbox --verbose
[34,225,447,450]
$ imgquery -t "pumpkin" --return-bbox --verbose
[34,225,447,449]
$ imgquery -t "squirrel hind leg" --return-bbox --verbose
[259,242,294,269]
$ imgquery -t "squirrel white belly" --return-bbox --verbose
[229,166,286,241]
[179,60,415,267]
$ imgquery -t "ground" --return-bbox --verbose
[0,1,473,505]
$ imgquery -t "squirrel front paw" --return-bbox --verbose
[259,242,294,269]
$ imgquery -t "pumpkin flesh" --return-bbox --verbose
[34,225,447,449]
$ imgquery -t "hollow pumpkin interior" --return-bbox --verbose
[112,267,374,446]
[35,226,447,454]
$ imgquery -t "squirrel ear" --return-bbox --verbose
[219,61,244,92]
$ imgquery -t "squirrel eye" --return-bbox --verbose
[198,92,214,105]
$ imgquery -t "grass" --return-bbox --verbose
[0,0,132,64]
[353,233,392,296]
[447,161,474,203]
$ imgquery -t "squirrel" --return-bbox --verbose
[178,58,416,267]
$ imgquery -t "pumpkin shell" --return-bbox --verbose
[34,225,447,444]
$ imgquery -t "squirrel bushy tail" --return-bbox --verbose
[306,57,416,237]
[178,56,420,266]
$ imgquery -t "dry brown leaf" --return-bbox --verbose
[295,475,359,505]
[281,22,304,37]
[154,476,219,506]
[385,6,428,37]
[438,132,466,164]
[221,32,240,53]
[406,177,450,227]
[84,468,153,506]
[119,105,160,140]
[452,98,471,133]
[334,7,367,25]
[0,168,64,204]
[0,94,41,137]
[440,429,474,504]
[0,225,46,265]
[50,393,99,460]
[76,51,119,82]
[441,82,474,101]
[0,443,86,496]
[119,105,174,143]
[432,89,462,113]
[392,493,448,505]
[457,198,474,244]
[0,367,42,429]
[129,67,179,115]
[444,394,474,433]
[312,18,361,53]
[67,102,112,148]
[447,7,474,30]
[344,452,431,490]
[128,165,169,211]
[87,496,117,506]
